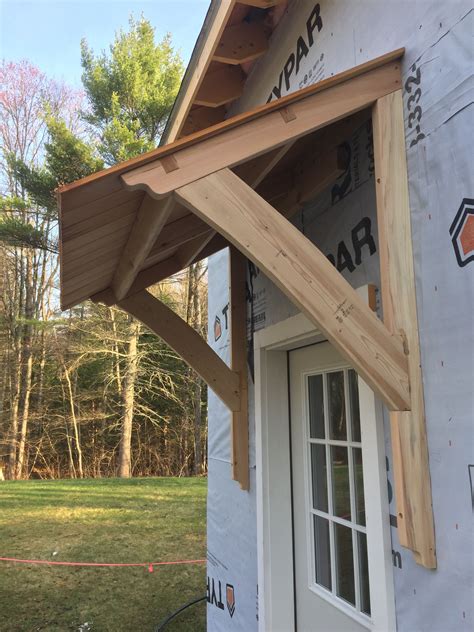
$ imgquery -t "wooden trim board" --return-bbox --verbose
[372,90,436,568]
[230,247,249,490]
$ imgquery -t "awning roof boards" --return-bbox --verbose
[58,48,437,568]
[59,48,403,310]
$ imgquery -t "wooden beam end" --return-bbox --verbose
[90,288,116,306]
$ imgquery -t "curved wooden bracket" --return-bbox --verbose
[118,289,241,413]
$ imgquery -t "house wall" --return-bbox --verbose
[206,1,473,630]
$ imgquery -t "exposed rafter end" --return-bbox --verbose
[213,20,268,65]
[194,65,244,108]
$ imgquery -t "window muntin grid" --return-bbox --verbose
[306,368,371,618]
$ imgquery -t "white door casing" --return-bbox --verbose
[254,288,396,632]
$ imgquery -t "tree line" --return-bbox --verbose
[0,17,209,480]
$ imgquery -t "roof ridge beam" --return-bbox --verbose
[121,55,402,198]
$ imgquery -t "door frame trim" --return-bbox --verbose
[254,288,396,632]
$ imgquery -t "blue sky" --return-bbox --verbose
[0,0,210,86]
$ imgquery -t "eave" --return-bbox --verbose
[161,0,289,144]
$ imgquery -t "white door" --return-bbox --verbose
[289,341,395,631]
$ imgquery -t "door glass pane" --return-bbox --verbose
[353,448,365,526]
[308,374,325,439]
[328,371,346,440]
[311,444,328,512]
[313,515,331,591]
[331,446,351,520]
[348,369,361,442]
[302,362,372,618]
[335,523,355,606]
[358,531,371,616]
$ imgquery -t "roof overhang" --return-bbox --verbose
[59,49,402,310]
[161,0,289,144]
[58,48,437,569]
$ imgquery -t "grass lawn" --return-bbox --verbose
[0,477,207,632]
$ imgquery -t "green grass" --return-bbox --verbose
[0,478,207,632]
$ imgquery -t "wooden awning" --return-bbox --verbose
[59,49,400,310]
[58,48,436,568]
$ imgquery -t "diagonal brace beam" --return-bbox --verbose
[118,289,241,412]
[112,194,175,301]
[175,168,410,412]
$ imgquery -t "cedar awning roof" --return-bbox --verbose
[57,47,439,569]
[59,48,403,310]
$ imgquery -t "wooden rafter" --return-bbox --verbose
[119,289,241,412]
[164,0,237,142]
[175,168,410,412]
[194,65,244,108]
[181,105,227,137]
[213,20,268,65]
[145,213,210,266]
[373,90,436,568]
[176,230,215,269]
[92,233,228,307]
[233,141,295,188]
[112,194,175,301]
[257,144,348,218]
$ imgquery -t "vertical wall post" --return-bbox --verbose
[373,90,436,568]
[230,246,249,490]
